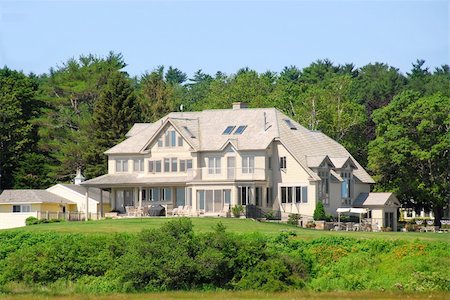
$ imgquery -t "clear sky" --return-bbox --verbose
[0,0,448,78]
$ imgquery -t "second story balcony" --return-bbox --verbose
[187,167,268,182]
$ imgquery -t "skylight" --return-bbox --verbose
[284,119,297,130]
[222,126,235,135]
[182,126,195,138]
[234,125,247,135]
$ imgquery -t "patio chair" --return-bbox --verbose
[172,205,184,216]
[182,205,192,217]
[125,206,135,217]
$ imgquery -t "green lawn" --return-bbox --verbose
[6,217,450,241]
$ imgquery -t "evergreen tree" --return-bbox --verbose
[87,72,140,178]
[0,67,39,189]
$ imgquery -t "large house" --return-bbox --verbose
[81,103,398,229]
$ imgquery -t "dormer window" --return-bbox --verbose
[234,125,247,135]
[223,126,235,135]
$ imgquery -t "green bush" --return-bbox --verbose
[25,217,40,226]
[287,214,301,226]
[0,220,448,294]
[313,202,326,221]
[231,205,244,218]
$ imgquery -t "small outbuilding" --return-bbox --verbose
[0,189,76,229]
[353,192,400,231]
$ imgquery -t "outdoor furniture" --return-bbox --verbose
[148,205,166,216]
[125,206,136,216]
[172,205,184,216]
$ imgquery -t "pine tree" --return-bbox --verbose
[86,72,140,178]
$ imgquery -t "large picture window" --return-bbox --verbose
[12,204,31,213]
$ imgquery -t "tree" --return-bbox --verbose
[36,53,126,182]
[0,67,39,189]
[165,66,187,85]
[368,91,450,225]
[86,72,140,178]
[313,201,326,221]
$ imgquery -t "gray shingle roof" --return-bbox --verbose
[82,174,191,187]
[353,193,399,207]
[0,190,75,204]
[102,107,375,184]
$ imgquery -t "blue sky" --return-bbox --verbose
[0,0,448,77]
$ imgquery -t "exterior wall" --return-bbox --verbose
[327,181,343,216]
[271,141,317,217]
[353,182,370,199]
[0,212,39,229]
[370,206,398,231]
[47,184,100,213]
[0,203,42,212]
[108,124,198,179]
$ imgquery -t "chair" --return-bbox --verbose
[172,205,184,216]
[183,205,192,217]
[125,206,134,217]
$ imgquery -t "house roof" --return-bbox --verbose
[81,174,192,187]
[0,190,75,204]
[101,107,375,184]
[56,184,110,202]
[353,193,400,207]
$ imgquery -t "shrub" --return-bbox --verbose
[25,217,40,226]
[263,210,276,220]
[313,202,326,221]
[287,214,300,226]
[231,205,244,218]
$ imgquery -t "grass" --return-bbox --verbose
[1,291,449,300]
[5,217,450,241]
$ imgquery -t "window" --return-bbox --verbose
[234,125,247,135]
[238,186,251,205]
[179,159,193,172]
[178,135,183,147]
[268,156,272,170]
[242,155,255,173]
[197,190,205,210]
[116,159,128,172]
[208,157,221,174]
[163,130,178,147]
[283,119,297,130]
[133,159,144,172]
[341,171,352,201]
[281,187,287,203]
[162,188,172,201]
[157,138,163,147]
[255,187,262,206]
[142,189,147,201]
[266,187,271,206]
[295,187,302,203]
[186,159,193,170]
[164,158,170,172]
[280,156,287,169]
[171,158,178,172]
[302,186,308,203]
[224,189,231,204]
[223,126,235,135]
[148,160,162,173]
[287,187,293,203]
[12,205,31,213]
[170,131,176,147]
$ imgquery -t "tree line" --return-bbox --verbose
[0,52,448,219]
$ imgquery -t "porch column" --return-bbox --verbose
[138,186,143,209]
[100,189,103,218]
[134,187,139,207]
[111,188,116,211]
[85,187,89,222]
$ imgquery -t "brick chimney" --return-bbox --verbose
[232,102,248,110]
